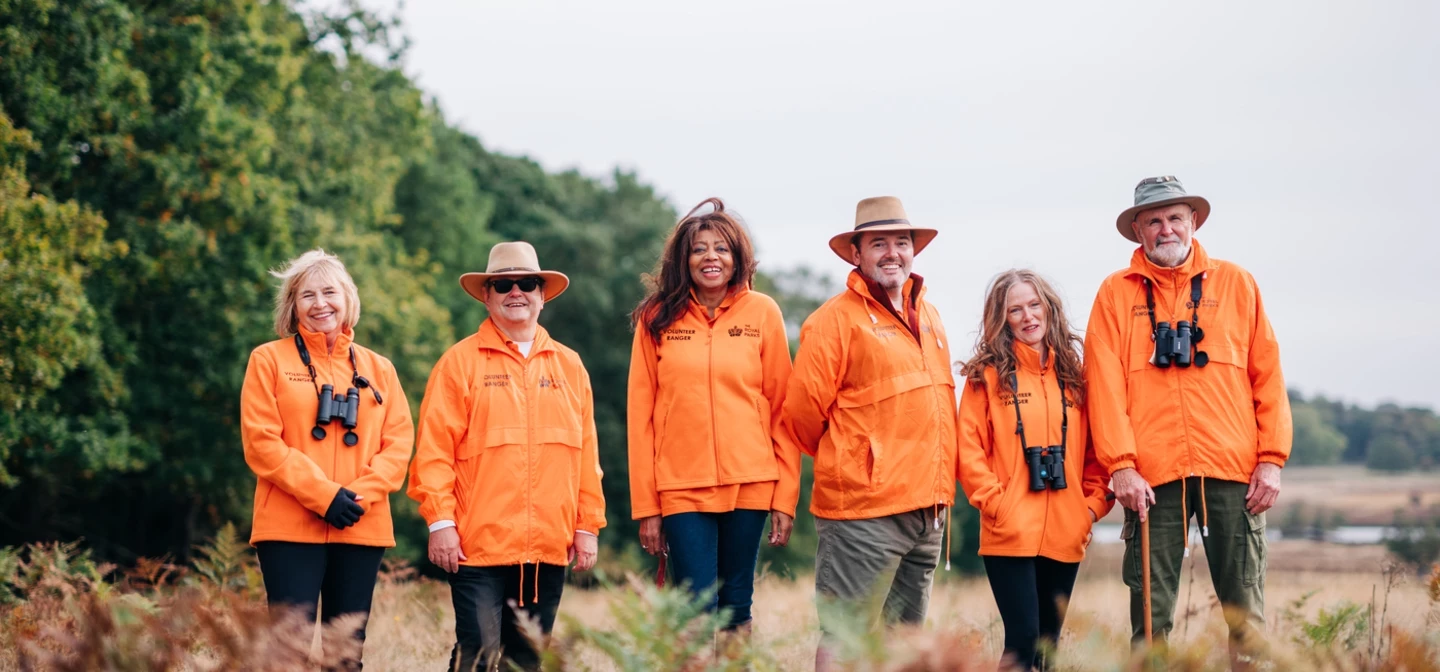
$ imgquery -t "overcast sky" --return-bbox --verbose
[386,0,1438,410]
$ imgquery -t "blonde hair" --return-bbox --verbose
[270,249,361,338]
[958,269,1085,406]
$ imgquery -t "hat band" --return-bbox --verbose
[854,218,910,231]
[488,266,540,273]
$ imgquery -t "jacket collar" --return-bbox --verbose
[297,324,353,358]
[476,318,556,358]
[1125,239,1219,287]
[1012,339,1048,375]
[846,269,925,311]
[688,285,748,321]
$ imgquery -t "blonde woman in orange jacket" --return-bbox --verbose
[240,249,414,667]
[957,269,1112,671]
[628,198,796,639]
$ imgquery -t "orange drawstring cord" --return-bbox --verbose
[518,563,525,607]
[1200,476,1209,537]
[1180,477,1191,558]
[533,562,540,605]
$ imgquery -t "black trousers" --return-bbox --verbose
[254,542,386,669]
[448,563,567,672]
[983,556,1080,671]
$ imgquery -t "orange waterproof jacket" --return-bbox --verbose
[778,271,958,520]
[627,288,796,519]
[407,319,606,567]
[1084,241,1292,487]
[241,326,414,547]
[957,344,1113,562]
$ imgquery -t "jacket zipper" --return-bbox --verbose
[708,324,719,483]
[524,347,533,564]
[324,341,337,544]
[1038,367,1051,556]
[1168,267,1197,478]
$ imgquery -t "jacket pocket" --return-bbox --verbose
[843,438,879,488]
[259,481,275,511]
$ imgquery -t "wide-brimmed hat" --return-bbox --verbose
[827,196,938,263]
[459,241,569,302]
[1115,176,1211,243]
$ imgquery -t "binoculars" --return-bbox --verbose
[1024,444,1068,491]
[1153,320,1195,368]
[311,384,360,445]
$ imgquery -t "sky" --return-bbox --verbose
[383,0,1439,410]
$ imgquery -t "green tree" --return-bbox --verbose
[0,113,139,492]
[1367,434,1417,472]
[1289,404,1347,466]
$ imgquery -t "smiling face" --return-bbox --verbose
[851,231,914,292]
[687,227,734,294]
[1132,203,1196,267]
[1005,281,1047,349]
[484,277,545,331]
[294,273,346,336]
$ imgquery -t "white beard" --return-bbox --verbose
[1146,242,1191,267]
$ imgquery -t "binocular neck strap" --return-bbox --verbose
[1188,273,1204,337]
[1142,273,1206,337]
[1009,372,1029,448]
[294,334,322,398]
[1009,371,1068,449]
[294,335,381,404]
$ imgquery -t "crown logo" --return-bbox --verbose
[728,326,744,337]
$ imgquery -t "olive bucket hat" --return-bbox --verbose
[1115,176,1211,243]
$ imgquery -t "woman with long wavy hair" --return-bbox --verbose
[956,269,1113,671]
[626,198,796,648]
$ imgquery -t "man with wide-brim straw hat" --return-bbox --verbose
[1084,176,1291,663]
[410,240,606,671]
[779,196,959,671]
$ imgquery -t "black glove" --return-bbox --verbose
[323,488,364,529]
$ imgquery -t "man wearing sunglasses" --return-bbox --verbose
[1084,177,1291,666]
[409,241,606,672]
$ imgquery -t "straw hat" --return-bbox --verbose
[459,241,569,302]
[827,196,937,263]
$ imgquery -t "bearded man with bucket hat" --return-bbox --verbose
[1083,177,1292,664]
[408,242,606,672]
[777,197,959,671]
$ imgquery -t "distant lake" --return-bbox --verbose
[1090,523,1394,545]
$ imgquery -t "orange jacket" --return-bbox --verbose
[957,344,1113,562]
[778,271,958,520]
[627,288,796,518]
[1083,241,1292,487]
[407,319,606,567]
[241,326,414,546]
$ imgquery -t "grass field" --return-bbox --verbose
[357,543,1438,671]
[3,537,1438,670]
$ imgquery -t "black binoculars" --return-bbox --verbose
[1153,320,1195,368]
[311,384,360,445]
[1024,444,1068,491]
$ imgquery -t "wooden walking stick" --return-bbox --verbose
[1141,511,1153,645]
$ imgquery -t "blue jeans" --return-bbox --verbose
[661,509,768,629]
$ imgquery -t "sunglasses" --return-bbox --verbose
[1137,175,1178,187]
[488,277,544,294]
